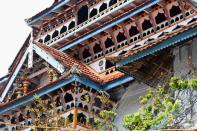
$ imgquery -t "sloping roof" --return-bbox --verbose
[36,42,125,84]
[36,42,103,83]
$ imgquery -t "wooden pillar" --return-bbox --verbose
[73,107,78,129]
[73,82,79,130]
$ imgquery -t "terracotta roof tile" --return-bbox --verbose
[36,43,105,83]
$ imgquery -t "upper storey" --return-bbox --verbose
[26,0,148,45]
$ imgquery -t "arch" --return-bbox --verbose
[77,5,89,24]
[90,8,97,18]
[52,30,59,39]
[66,105,70,110]
[11,117,17,124]
[38,39,43,43]
[64,93,73,103]
[99,3,107,12]
[170,5,182,17]
[93,43,102,53]
[55,96,61,107]
[142,19,152,30]
[117,32,126,43]
[105,38,114,48]
[78,113,87,124]
[94,97,102,108]
[105,60,114,69]
[84,105,88,110]
[155,12,166,24]
[68,21,75,30]
[18,114,25,122]
[12,127,16,131]
[60,26,67,34]
[68,113,73,122]
[109,0,117,7]
[71,103,74,108]
[129,26,139,37]
[44,35,51,43]
[83,48,91,59]
[78,103,83,108]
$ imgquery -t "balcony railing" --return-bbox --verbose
[37,0,135,46]
[83,10,196,64]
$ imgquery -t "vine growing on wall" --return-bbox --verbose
[123,77,197,130]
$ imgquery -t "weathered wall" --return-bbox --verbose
[114,38,197,130]
[173,38,197,77]
[114,82,148,130]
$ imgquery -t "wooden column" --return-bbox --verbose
[73,82,79,130]
[73,107,78,129]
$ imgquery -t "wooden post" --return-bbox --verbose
[73,81,79,130]
[73,107,78,130]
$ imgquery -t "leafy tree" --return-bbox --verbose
[123,77,197,130]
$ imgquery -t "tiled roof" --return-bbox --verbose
[107,21,197,64]
[36,42,104,83]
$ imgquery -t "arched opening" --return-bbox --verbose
[109,0,117,7]
[99,3,107,12]
[129,26,139,37]
[83,48,91,59]
[12,127,16,131]
[105,60,114,69]
[170,5,181,17]
[77,5,89,24]
[66,105,70,110]
[64,93,73,103]
[94,98,102,108]
[68,113,73,122]
[11,117,17,124]
[78,103,83,108]
[71,103,74,108]
[78,113,86,124]
[55,96,61,107]
[105,38,114,48]
[93,43,102,53]
[60,26,67,34]
[117,32,126,43]
[44,35,51,43]
[90,8,97,18]
[68,21,75,30]
[84,105,88,110]
[38,39,43,43]
[155,13,166,24]
[18,114,25,122]
[142,19,152,30]
[52,30,59,39]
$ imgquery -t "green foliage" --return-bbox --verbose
[123,86,180,130]
[123,77,197,130]
[94,110,118,131]
[100,110,117,120]
[169,77,197,90]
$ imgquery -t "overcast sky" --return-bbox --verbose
[0,0,54,77]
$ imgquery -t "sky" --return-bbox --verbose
[0,0,54,77]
